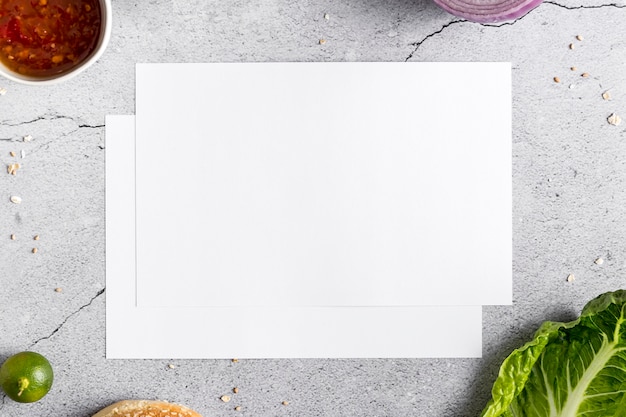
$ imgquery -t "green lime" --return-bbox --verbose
[0,351,53,403]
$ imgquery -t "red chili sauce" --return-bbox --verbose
[0,0,101,77]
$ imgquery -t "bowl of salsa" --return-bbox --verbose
[0,0,111,84]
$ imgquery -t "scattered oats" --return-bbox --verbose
[234,406,242,411]
[8,163,20,175]
[167,363,176,369]
[569,43,575,49]
[570,66,577,71]
[569,84,575,90]
[608,113,622,126]
[221,395,231,403]
[23,134,32,142]
[34,234,39,241]
[282,401,289,406]
[231,358,239,363]
[9,151,15,157]
[581,72,590,78]
[324,13,330,20]
[567,274,575,283]
[32,247,38,254]
[595,257,604,265]
[576,34,583,41]
[602,91,611,100]
[553,77,561,83]
[233,387,239,394]
[55,287,62,293]
[0,87,6,95]
[319,38,326,45]
[10,234,16,240]
[10,195,21,204]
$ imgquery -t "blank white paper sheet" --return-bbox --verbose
[135,62,512,308]
[106,115,483,358]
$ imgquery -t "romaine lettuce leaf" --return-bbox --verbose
[482,290,626,417]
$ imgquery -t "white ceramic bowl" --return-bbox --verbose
[0,0,112,85]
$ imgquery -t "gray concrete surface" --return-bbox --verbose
[1,0,626,416]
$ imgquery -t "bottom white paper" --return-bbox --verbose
[105,115,483,359]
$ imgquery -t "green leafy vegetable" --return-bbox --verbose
[482,290,626,417]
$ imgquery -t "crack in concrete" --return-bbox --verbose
[405,19,465,61]
[27,122,103,155]
[405,1,625,61]
[0,116,104,143]
[0,115,73,127]
[543,1,626,9]
[28,288,105,348]
[1,121,104,152]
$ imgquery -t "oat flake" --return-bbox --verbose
[608,113,622,126]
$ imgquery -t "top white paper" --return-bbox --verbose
[135,62,512,307]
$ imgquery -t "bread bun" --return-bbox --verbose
[92,400,202,417]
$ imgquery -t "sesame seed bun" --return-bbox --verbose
[92,400,202,417]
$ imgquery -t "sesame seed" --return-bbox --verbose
[233,387,239,394]
[234,406,242,411]
[319,39,326,45]
[232,358,239,363]
[282,401,289,406]
[581,72,590,78]
[569,43,575,49]
[32,248,38,254]
[34,235,40,241]
[10,234,16,240]
[576,35,583,41]
[553,77,561,83]
[602,91,611,100]
[168,363,176,369]
[570,66,577,71]
[10,195,21,204]
[23,135,32,142]
[55,288,62,293]
[221,395,231,403]
[567,274,575,283]
[0,87,7,96]
[324,13,330,20]
[9,151,15,157]
[595,258,604,265]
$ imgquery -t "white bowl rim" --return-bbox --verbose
[0,0,112,86]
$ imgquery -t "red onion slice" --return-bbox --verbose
[432,0,543,23]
